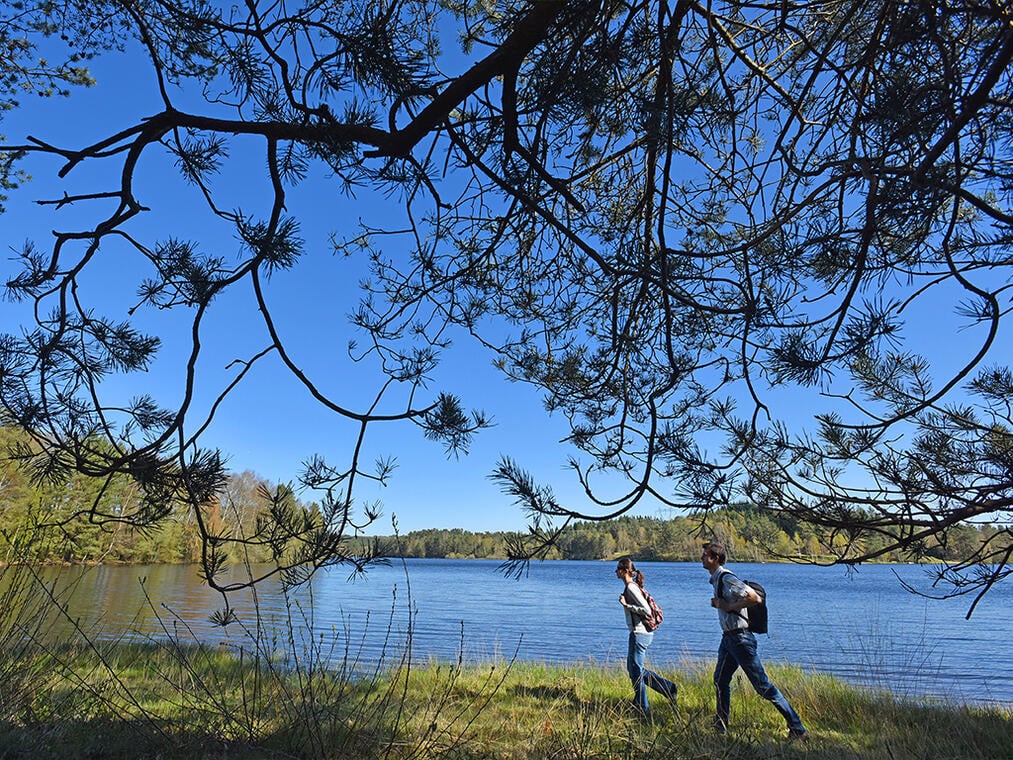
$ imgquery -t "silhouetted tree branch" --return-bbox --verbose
[0,1,1011,612]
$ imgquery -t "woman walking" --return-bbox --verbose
[616,557,678,718]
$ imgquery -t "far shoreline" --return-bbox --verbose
[0,555,952,568]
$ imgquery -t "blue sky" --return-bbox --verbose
[0,41,680,535]
[3,30,1005,538]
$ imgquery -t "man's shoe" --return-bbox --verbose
[787,728,809,743]
[712,718,728,735]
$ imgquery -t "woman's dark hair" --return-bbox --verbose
[617,556,645,588]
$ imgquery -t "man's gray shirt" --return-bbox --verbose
[710,567,750,633]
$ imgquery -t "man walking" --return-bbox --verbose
[702,541,808,741]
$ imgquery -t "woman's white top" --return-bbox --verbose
[623,581,653,633]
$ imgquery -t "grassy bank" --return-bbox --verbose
[0,642,1008,759]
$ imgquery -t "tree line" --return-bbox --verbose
[359,506,996,565]
[0,423,321,566]
[1,416,995,567]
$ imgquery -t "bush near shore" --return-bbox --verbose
[0,642,1009,759]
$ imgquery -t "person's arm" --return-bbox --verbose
[711,573,760,612]
[714,584,760,612]
[620,582,652,618]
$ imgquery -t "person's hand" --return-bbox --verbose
[711,597,724,610]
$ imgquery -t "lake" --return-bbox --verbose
[17,558,1009,706]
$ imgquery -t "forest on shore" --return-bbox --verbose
[361,507,997,564]
[0,423,997,566]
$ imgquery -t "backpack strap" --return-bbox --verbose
[717,569,749,624]
[626,582,650,619]
[715,568,732,599]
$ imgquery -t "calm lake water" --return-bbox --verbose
[19,559,1010,706]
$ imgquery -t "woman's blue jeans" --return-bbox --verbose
[626,631,677,714]
[714,629,805,732]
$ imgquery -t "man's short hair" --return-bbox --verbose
[703,541,727,565]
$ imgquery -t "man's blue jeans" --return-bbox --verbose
[627,631,677,715]
[714,629,805,732]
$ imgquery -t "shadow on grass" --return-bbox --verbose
[508,682,581,704]
[0,717,275,760]
[0,670,1010,759]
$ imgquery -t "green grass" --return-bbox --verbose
[0,642,1009,759]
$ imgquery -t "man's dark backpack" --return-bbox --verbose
[717,572,768,634]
